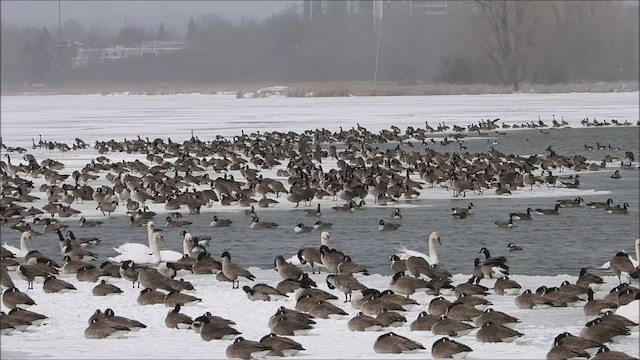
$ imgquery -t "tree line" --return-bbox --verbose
[1,1,638,90]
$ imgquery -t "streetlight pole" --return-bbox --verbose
[373,36,381,83]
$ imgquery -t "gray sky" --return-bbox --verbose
[1,1,296,32]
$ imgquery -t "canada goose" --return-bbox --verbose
[373,332,425,354]
[431,315,475,337]
[269,307,315,328]
[221,251,256,289]
[250,217,279,229]
[348,312,384,332]
[1,266,15,290]
[6,308,47,326]
[80,217,103,227]
[99,308,146,331]
[164,216,193,228]
[599,310,638,330]
[431,337,473,359]
[494,276,521,295]
[119,261,141,288]
[357,291,406,316]
[210,215,233,227]
[192,316,241,341]
[515,289,556,309]
[296,231,332,274]
[476,321,524,343]
[494,215,514,228]
[395,231,441,264]
[312,220,332,230]
[610,170,622,179]
[0,311,32,331]
[451,203,474,216]
[378,219,401,231]
[274,255,304,280]
[43,275,77,293]
[245,284,288,301]
[535,203,561,215]
[409,311,439,331]
[445,300,484,322]
[577,268,605,291]
[390,272,429,297]
[376,309,407,327]
[76,265,109,283]
[305,203,322,217]
[455,276,489,297]
[583,288,618,316]
[92,280,123,296]
[558,280,588,299]
[553,332,603,355]
[18,262,57,289]
[276,273,317,294]
[194,252,222,274]
[389,255,407,273]
[2,287,35,309]
[428,297,454,316]
[259,333,306,357]
[586,198,614,209]
[580,317,630,343]
[137,288,166,305]
[591,345,637,360]
[165,304,193,329]
[319,245,345,274]
[164,290,202,307]
[226,337,273,360]
[84,317,130,339]
[269,315,313,336]
[509,208,533,221]
[326,274,368,302]
[293,223,312,233]
[378,289,418,310]
[474,308,520,328]
[507,243,523,252]
[538,286,585,307]
[456,293,493,310]
[306,298,348,319]
[546,344,590,360]
[336,256,369,277]
[557,197,584,208]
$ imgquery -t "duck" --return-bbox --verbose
[395,231,441,265]
[2,231,31,258]
[378,219,401,231]
[507,243,523,252]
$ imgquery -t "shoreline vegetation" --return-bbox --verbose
[1,81,638,97]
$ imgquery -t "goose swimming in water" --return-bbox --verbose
[395,231,441,265]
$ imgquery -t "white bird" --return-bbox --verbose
[2,231,32,258]
[599,239,640,270]
[395,231,441,265]
[112,221,157,255]
[108,232,165,264]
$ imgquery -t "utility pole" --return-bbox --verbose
[58,0,61,40]
[372,36,381,83]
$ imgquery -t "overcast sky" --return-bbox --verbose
[1,1,296,32]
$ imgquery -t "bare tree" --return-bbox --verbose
[474,0,530,91]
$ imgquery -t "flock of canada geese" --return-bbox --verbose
[0,119,639,359]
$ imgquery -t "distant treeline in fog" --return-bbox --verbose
[1,1,638,90]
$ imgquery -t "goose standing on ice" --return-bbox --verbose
[290,231,333,272]
[599,239,640,272]
[395,231,441,265]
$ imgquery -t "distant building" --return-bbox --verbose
[301,0,447,21]
[72,40,185,68]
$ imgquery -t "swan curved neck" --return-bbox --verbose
[183,237,191,256]
[150,236,161,263]
[428,237,439,264]
[21,237,29,253]
[635,239,640,262]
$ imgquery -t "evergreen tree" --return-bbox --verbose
[186,17,196,44]
[157,22,168,40]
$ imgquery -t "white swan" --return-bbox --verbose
[395,231,441,265]
[112,221,157,255]
[599,239,640,270]
[108,232,164,264]
[286,231,332,266]
[2,231,31,258]
[616,297,640,323]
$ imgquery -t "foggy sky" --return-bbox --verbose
[0,1,296,32]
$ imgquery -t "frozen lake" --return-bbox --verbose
[1,92,638,359]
